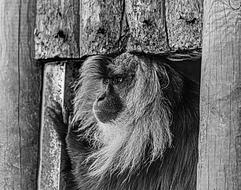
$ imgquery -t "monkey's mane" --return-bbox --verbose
[72,53,184,179]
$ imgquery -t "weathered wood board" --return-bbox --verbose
[38,63,65,190]
[79,0,129,55]
[197,0,241,189]
[0,0,42,189]
[125,0,168,53]
[165,0,203,50]
[35,0,79,59]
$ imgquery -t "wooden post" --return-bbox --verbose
[0,0,42,189]
[197,0,241,189]
[38,62,65,190]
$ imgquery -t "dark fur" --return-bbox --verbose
[49,53,199,190]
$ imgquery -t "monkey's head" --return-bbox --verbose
[72,53,184,176]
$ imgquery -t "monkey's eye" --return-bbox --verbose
[113,76,124,85]
[103,78,109,85]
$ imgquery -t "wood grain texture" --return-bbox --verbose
[165,0,203,50]
[78,0,203,55]
[197,0,241,189]
[0,0,42,189]
[38,62,66,190]
[35,0,79,58]
[125,0,168,53]
[79,0,129,56]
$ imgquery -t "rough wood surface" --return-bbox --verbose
[197,0,241,189]
[34,0,203,58]
[79,0,129,56]
[38,62,66,190]
[0,0,42,189]
[35,0,79,58]
[165,0,203,50]
[79,0,203,55]
[125,0,168,53]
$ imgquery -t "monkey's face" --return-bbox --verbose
[92,59,136,124]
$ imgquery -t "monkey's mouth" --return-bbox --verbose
[93,108,119,123]
[93,98,123,123]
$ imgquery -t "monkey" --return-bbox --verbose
[48,52,199,190]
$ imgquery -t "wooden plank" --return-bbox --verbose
[125,0,169,53]
[38,62,65,190]
[165,0,203,50]
[197,0,241,189]
[79,0,129,55]
[35,0,79,59]
[0,0,42,189]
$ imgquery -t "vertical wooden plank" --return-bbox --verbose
[0,0,41,189]
[35,0,79,59]
[79,0,128,55]
[0,2,21,189]
[38,63,65,190]
[18,1,42,189]
[197,0,241,189]
[165,0,203,50]
[125,0,168,53]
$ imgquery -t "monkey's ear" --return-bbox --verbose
[166,56,201,84]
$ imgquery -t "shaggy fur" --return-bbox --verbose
[50,53,199,190]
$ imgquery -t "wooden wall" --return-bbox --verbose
[7,0,241,190]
